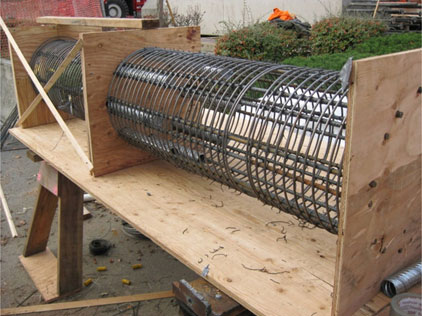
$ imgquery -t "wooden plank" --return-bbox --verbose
[23,186,58,257]
[0,18,93,171]
[19,249,58,302]
[80,26,201,176]
[333,49,422,316]
[0,183,18,238]
[10,119,338,316]
[0,290,174,315]
[373,0,381,17]
[37,16,160,29]
[16,40,83,126]
[57,173,84,295]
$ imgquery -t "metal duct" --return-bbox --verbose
[107,48,348,234]
[30,38,84,119]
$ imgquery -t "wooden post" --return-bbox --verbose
[23,186,58,257]
[157,0,165,26]
[57,173,84,295]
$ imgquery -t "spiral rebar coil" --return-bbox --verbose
[107,48,348,234]
[30,38,84,119]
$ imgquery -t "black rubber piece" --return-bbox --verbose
[89,239,111,255]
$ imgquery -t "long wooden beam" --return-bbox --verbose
[37,16,159,29]
[0,290,174,315]
[16,40,83,127]
[0,17,93,172]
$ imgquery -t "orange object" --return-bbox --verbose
[268,8,295,21]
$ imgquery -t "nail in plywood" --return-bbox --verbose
[23,186,58,257]
[57,173,84,295]
[19,248,58,302]
[37,16,160,29]
[334,49,422,316]
[80,26,201,176]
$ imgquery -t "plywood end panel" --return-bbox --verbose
[9,25,72,128]
[81,27,201,176]
[334,49,422,316]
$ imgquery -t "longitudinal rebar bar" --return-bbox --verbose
[107,48,348,234]
[30,38,84,119]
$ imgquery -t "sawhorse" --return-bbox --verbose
[20,160,83,302]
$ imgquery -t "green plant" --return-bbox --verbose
[310,16,387,54]
[283,32,422,70]
[215,23,311,62]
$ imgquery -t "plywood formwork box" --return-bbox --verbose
[6,19,422,316]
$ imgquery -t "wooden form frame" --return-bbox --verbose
[4,17,201,176]
[5,16,421,316]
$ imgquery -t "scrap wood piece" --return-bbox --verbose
[26,150,43,163]
[0,290,174,315]
[16,40,83,127]
[373,0,382,18]
[0,183,18,237]
[0,17,93,172]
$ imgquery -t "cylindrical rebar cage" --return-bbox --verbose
[30,38,84,119]
[107,48,348,234]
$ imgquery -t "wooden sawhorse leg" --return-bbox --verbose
[20,162,83,302]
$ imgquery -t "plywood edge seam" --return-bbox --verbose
[332,60,359,315]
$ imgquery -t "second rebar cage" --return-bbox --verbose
[107,48,349,234]
[30,38,85,119]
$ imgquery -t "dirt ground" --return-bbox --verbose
[0,137,197,315]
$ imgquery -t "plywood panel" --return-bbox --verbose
[19,248,58,302]
[11,120,337,316]
[334,49,422,316]
[80,27,201,176]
